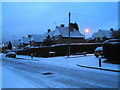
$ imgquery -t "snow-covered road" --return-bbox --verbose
[2,57,119,88]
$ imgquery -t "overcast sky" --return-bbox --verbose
[2,2,118,42]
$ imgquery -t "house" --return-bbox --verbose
[22,36,31,47]
[52,23,84,44]
[21,23,84,47]
[29,23,84,45]
[90,32,97,40]
[28,34,43,46]
[90,28,113,42]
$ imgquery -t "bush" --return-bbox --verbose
[103,39,120,63]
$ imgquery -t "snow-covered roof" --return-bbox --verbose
[30,34,43,42]
[12,40,22,46]
[42,31,54,40]
[22,37,31,44]
[91,30,112,40]
[53,26,84,38]
[100,30,112,38]
[90,32,97,40]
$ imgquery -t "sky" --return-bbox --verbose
[2,2,118,42]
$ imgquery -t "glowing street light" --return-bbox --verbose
[84,29,89,40]
[84,29,89,33]
[84,28,89,53]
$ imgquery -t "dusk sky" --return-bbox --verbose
[2,2,118,42]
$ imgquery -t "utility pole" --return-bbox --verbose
[68,12,71,57]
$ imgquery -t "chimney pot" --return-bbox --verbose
[110,28,113,32]
[60,24,65,27]
[28,35,31,37]
[48,29,51,33]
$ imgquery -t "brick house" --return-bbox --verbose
[51,23,84,44]
[90,29,113,42]
[21,23,84,46]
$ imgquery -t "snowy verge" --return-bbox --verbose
[1,53,119,72]
[11,54,120,71]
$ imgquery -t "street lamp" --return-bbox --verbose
[84,29,89,53]
[84,29,89,41]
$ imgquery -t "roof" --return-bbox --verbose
[42,31,54,40]
[53,26,84,38]
[100,30,112,38]
[22,37,31,44]
[91,30,112,40]
[30,34,43,42]
[90,32,97,40]
[30,31,55,42]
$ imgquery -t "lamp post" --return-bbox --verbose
[84,29,89,42]
[84,29,89,52]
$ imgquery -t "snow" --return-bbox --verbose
[30,34,43,42]
[1,52,119,72]
[95,47,103,51]
[55,26,84,38]
[100,30,112,38]
[22,37,31,44]
[2,67,40,88]
[1,53,119,88]
[98,30,112,38]
[53,28,61,36]
[2,53,118,72]
[42,30,54,40]
[91,30,112,40]
[90,32,97,40]
[7,52,16,54]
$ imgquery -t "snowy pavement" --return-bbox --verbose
[2,53,119,72]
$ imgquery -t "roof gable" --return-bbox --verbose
[42,31,54,39]
[22,37,31,44]
[52,28,61,36]
[55,26,84,38]
[91,32,97,40]
[99,30,112,38]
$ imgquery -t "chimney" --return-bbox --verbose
[73,22,79,31]
[48,29,51,33]
[110,28,113,32]
[60,24,65,27]
[19,39,21,41]
[28,35,31,37]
